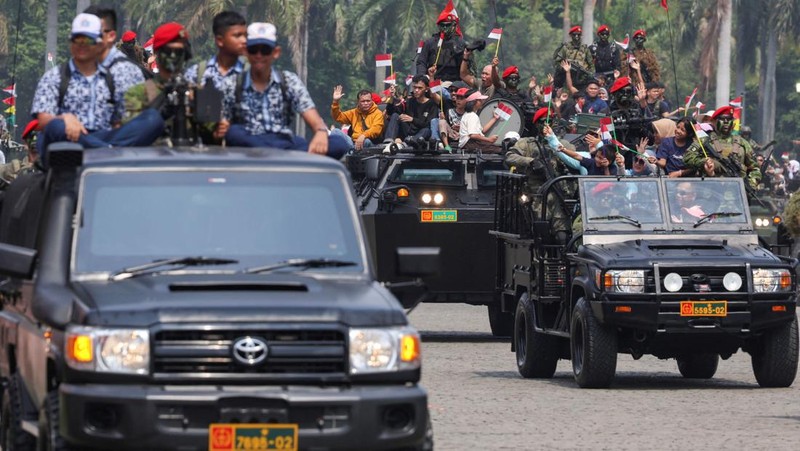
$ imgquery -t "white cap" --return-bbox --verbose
[247,22,277,47]
[71,13,102,42]
[504,131,521,141]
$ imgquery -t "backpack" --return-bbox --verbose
[57,62,116,111]
[233,69,292,127]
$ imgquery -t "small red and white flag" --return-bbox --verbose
[488,28,503,40]
[616,34,629,50]
[429,79,443,93]
[375,54,392,67]
[694,123,709,139]
[599,116,615,141]
[729,96,742,108]
[382,88,392,97]
[684,87,697,109]
[341,125,350,135]
[494,102,513,121]
[2,84,15,96]
[384,73,396,85]
[437,32,444,48]
[405,74,414,86]
[610,139,631,151]
[542,86,553,103]
[47,52,53,62]
[627,53,636,64]
[661,0,668,11]
[417,40,424,54]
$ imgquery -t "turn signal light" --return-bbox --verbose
[772,305,787,312]
[397,188,409,198]
[400,334,420,362]
[68,335,93,363]
[773,216,782,225]
[603,272,613,290]
[780,272,791,290]
[615,306,632,313]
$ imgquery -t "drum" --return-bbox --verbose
[478,98,525,145]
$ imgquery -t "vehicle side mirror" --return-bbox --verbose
[365,157,382,181]
[0,242,37,279]
[396,247,440,277]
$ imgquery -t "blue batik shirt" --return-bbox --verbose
[185,56,245,119]
[102,46,145,107]
[31,59,121,131]
[234,69,315,136]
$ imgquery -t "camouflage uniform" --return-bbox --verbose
[0,156,37,185]
[684,132,761,188]
[505,137,577,237]
[552,42,594,89]
[621,48,660,84]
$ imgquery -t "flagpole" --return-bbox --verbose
[433,33,444,67]
[494,34,501,59]
[665,4,680,110]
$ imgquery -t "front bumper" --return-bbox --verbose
[60,383,428,450]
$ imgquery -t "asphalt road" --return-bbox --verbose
[409,303,800,451]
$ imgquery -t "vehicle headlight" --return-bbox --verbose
[755,218,769,227]
[66,327,149,375]
[433,192,445,205]
[421,193,432,204]
[752,268,792,292]
[349,327,420,374]
[604,270,645,293]
[723,272,743,291]
[663,272,683,292]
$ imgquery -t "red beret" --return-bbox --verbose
[597,25,609,34]
[592,182,615,195]
[371,93,382,104]
[711,106,735,120]
[569,26,582,34]
[153,22,188,52]
[609,76,631,93]
[121,30,137,43]
[455,87,470,97]
[22,119,39,140]
[532,107,552,123]
[502,66,519,79]
[633,29,646,38]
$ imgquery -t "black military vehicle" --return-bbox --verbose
[492,175,798,388]
[351,147,512,336]
[0,145,433,450]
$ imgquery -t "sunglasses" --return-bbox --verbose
[71,36,98,46]
[247,45,274,56]
[507,76,520,81]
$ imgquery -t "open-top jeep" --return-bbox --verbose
[492,175,798,388]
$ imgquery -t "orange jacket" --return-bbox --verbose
[331,102,384,141]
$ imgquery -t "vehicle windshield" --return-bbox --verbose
[665,179,747,226]
[388,162,465,186]
[583,179,663,225]
[73,170,364,275]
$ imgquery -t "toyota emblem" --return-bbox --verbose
[232,336,268,366]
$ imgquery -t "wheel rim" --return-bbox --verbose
[572,317,584,374]
[516,311,528,367]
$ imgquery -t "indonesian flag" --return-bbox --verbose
[693,101,705,117]
[684,87,697,110]
[2,96,14,106]
[384,73,396,85]
[429,79,443,93]
[488,28,503,40]
[610,139,631,151]
[494,102,513,121]
[417,40,424,54]
[542,86,553,103]
[615,34,629,50]
[729,96,742,108]
[2,84,15,96]
[661,0,668,10]
[143,38,153,53]
[627,53,636,64]
[375,54,392,67]
[405,74,414,86]
[694,123,709,139]
[599,117,615,142]
[382,88,392,97]
[437,32,444,48]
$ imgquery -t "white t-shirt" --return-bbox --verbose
[459,112,483,148]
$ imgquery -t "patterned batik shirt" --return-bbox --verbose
[102,46,145,109]
[234,69,315,136]
[31,59,120,131]
[185,56,246,119]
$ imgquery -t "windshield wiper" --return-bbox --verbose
[244,258,357,274]
[588,215,641,228]
[693,211,742,228]
[110,256,239,281]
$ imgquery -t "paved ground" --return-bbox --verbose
[409,303,800,450]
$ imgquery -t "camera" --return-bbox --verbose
[466,39,486,52]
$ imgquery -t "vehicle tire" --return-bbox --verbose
[487,303,514,337]
[38,390,76,451]
[751,316,799,388]
[677,354,719,379]
[515,294,559,378]
[1,373,36,451]
[570,297,618,388]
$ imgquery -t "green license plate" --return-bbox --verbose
[420,209,457,222]
[209,424,298,451]
[680,301,727,317]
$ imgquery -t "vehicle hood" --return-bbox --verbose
[579,239,786,267]
[70,274,408,328]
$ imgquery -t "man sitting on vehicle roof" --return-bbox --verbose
[330,86,384,152]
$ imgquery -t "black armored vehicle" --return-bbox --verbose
[351,147,512,336]
[0,145,432,450]
[492,175,798,388]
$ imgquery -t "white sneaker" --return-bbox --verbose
[382,143,393,154]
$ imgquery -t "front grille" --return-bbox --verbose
[153,329,347,375]
[657,267,747,294]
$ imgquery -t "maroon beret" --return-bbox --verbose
[609,76,631,93]
[153,22,188,52]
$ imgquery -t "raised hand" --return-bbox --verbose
[332,85,345,102]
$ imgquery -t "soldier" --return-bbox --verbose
[416,3,466,82]
[623,29,660,84]
[740,125,762,153]
[505,108,580,243]
[553,26,594,90]
[589,24,621,82]
[492,65,531,106]
[0,120,40,186]
[684,106,761,188]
